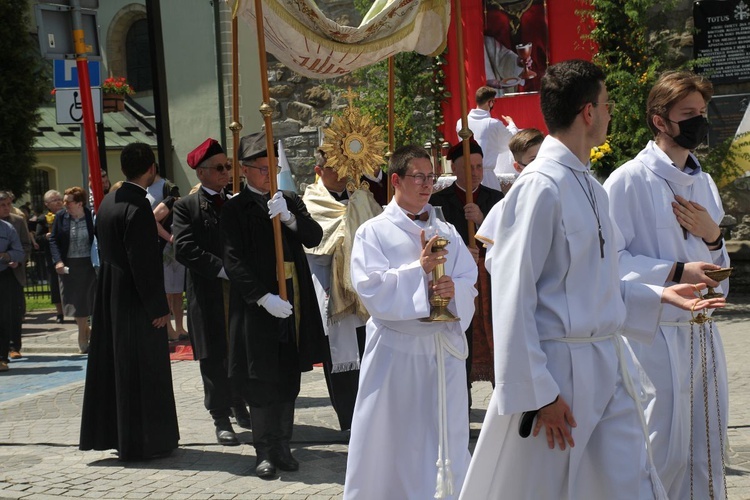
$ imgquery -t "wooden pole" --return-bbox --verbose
[387,56,395,203]
[452,0,475,247]
[252,0,287,299]
[229,13,242,195]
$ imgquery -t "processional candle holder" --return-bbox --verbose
[421,207,460,323]
[703,267,733,299]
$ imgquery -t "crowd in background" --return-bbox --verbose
[0,166,190,366]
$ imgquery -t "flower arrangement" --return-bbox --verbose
[590,141,617,177]
[102,76,135,96]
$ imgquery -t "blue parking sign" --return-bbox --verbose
[53,60,101,88]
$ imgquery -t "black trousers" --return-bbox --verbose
[322,325,366,431]
[9,275,24,351]
[238,340,301,408]
[0,269,14,361]
[199,355,244,422]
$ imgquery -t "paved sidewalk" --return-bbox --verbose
[1,298,749,499]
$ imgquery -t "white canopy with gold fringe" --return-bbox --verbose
[234,0,450,79]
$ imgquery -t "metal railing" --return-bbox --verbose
[24,248,52,299]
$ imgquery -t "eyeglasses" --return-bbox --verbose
[592,101,616,113]
[403,173,439,185]
[201,162,232,173]
[244,164,269,175]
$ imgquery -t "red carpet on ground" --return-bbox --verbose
[169,341,194,361]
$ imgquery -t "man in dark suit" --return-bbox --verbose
[430,139,503,404]
[0,201,24,373]
[0,192,31,360]
[173,138,251,447]
[80,142,179,461]
[221,131,328,479]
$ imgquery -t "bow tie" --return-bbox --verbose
[407,211,429,221]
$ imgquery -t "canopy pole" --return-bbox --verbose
[452,0,475,247]
[387,55,395,203]
[252,0,287,299]
[229,11,242,195]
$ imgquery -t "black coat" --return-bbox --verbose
[220,188,328,384]
[79,182,179,460]
[429,183,503,247]
[172,189,226,360]
[34,214,53,265]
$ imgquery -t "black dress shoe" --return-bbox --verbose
[255,457,277,479]
[117,448,173,461]
[232,406,252,429]
[270,445,299,471]
[56,314,64,324]
[216,428,240,446]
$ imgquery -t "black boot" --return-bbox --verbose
[270,401,299,471]
[214,417,240,446]
[232,404,252,429]
[249,406,277,479]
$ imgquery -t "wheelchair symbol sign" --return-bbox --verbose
[54,87,102,125]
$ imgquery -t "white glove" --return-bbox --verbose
[217,267,229,280]
[257,293,293,318]
[267,191,291,222]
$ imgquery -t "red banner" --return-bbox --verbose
[442,0,596,146]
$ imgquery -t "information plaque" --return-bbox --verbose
[694,0,750,84]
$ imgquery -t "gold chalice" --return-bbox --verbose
[703,267,733,299]
[421,207,460,323]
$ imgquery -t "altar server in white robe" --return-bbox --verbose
[456,86,518,189]
[603,70,729,500]
[460,60,725,500]
[344,145,478,500]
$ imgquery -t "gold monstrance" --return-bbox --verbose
[318,88,388,190]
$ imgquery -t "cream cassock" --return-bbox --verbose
[604,140,729,499]
[461,136,668,500]
[343,200,477,500]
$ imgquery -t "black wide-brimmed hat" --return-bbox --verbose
[239,131,278,162]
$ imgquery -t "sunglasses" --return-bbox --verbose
[201,162,232,173]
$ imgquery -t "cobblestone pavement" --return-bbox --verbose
[1,298,749,499]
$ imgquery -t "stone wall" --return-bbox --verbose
[727,242,750,293]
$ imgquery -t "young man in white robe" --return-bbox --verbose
[344,145,478,500]
[460,60,726,500]
[603,71,729,499]
[456,86,518,190]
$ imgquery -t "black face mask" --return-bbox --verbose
[667,115,709,150]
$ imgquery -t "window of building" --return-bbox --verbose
[125,19,152,93]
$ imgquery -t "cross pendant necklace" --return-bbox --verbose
[568,167,605,258]
[663,178,689,240]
